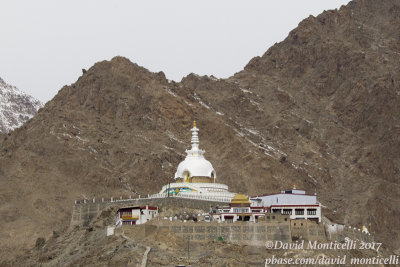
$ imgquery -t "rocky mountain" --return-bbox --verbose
[0,77,42,133]
[0,0,399,264]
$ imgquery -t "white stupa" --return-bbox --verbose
[157,121,235,202]
[175,121,216,182]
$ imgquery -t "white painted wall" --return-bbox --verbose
[253,193,317,206]
[107,226,115,236]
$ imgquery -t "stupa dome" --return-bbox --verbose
[175,156,216,179]
[174,121,216,180]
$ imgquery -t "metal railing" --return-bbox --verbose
[148,192,232,203]
[159,182,229,193]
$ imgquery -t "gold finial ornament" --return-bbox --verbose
[193,120,197,127]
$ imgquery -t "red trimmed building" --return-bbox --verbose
[116,205,158,226]
[211,194,266,223]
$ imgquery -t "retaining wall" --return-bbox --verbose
[124,217,325,246]
[133,220,292,246]
[291,219,326,242]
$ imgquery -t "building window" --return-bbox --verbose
[295,209,304,215]
[121,211,132,217]
[282,209,292,215]
[307,209,317,215]
[234,208,249,213]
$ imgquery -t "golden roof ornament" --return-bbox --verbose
[230,194,251,204]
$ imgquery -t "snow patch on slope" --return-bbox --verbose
[193,93,211,109]
[0,77,42,133]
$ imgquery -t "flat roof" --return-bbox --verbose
[270,204,319,207]
[118,206,158,211]
[250,191,316,198]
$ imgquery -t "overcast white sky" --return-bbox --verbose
[0,0,350,103]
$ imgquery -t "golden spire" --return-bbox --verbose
[193,120,197,128]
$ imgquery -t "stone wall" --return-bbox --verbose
[145,218,327,246]
[117,218,376,248]
[142,214,298,246]
[144,220,292,246]
[290,219,326,242]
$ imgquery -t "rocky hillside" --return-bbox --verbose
[0,77,42,133]
[0,0,399,263]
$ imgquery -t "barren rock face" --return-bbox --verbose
[0,0,399,263]
[0,77,42,133]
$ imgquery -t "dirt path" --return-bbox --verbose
[140,246,151,267]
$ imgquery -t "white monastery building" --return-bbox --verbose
[211,194,266,223]
[251,187,322,222]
